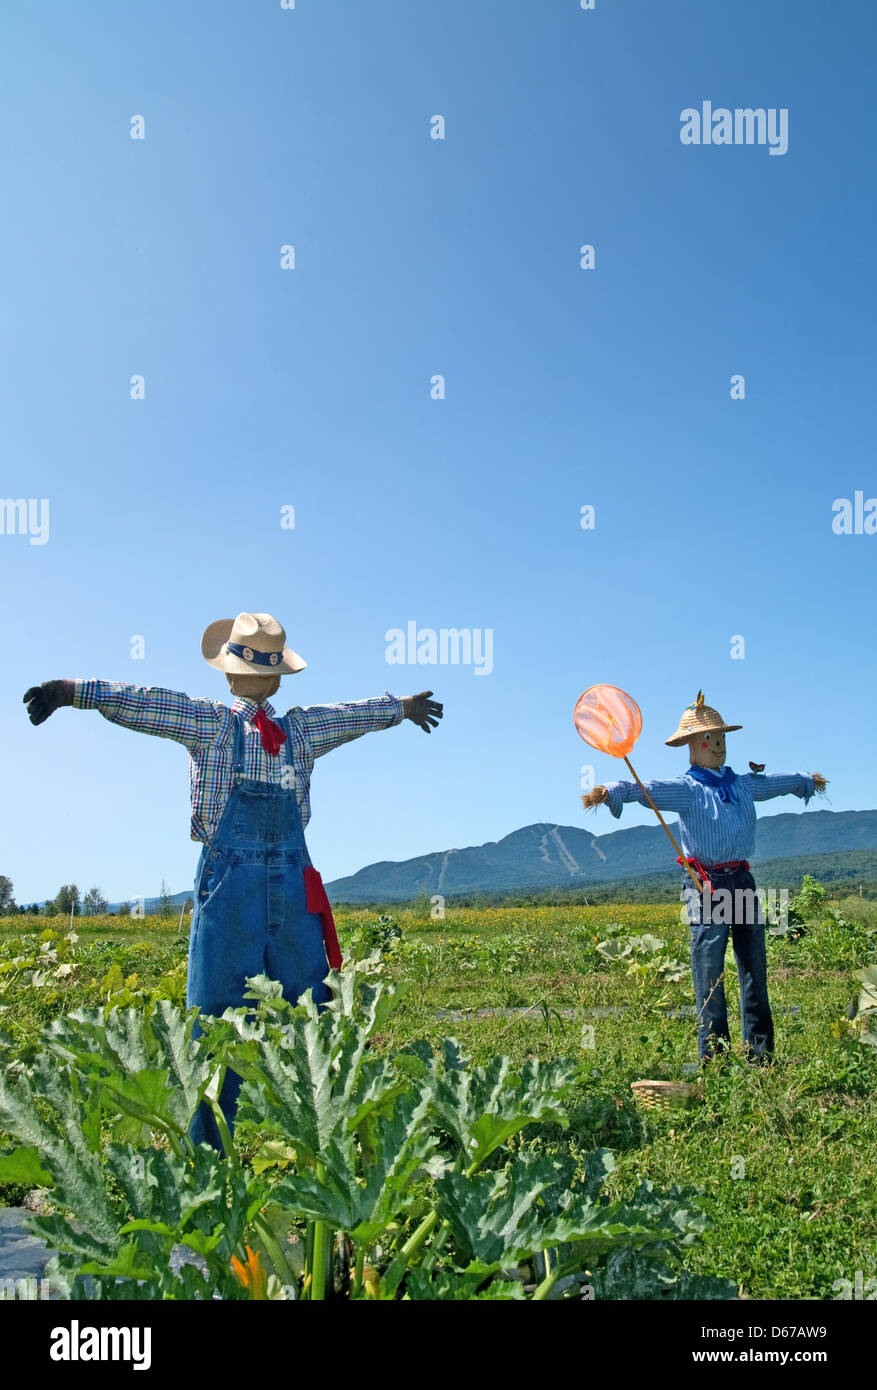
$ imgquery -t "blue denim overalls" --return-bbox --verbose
[681,866,774,1063]
[186,711,332,1150]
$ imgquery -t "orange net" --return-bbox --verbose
[573,684,642,758]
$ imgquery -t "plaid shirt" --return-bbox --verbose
[73,680,405,844]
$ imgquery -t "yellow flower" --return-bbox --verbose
[231,1245,269,1300]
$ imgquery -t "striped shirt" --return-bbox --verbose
[603,767,816,865]
[73,680,405,844]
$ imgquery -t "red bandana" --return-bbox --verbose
[252,706,287,757]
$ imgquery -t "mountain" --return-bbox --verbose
[324,809,877,903]
[93,808,877,913]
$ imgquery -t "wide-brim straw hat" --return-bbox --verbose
[665,692,741,747]
[201,612,306,677]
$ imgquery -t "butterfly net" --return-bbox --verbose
[573,684,642,758]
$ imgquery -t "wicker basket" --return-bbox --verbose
[630,1079,704,1113]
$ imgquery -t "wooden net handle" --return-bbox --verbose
[622,756,703,891]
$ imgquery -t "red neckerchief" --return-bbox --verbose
[251,705,287,757]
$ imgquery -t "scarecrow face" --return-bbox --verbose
[226,672,281,702]
[689,728,726,769]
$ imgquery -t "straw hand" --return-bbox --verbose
[811,772,828,794]
[582,785,609,810]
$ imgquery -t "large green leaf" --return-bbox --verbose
[44,1002,218,1135]
[633,934,666,956]
[101,1067,195,1136]
[100,1141,263,1293]
[404,1266,526,1300]
[104,1141,215,1235]
[79,1242,156,1281]
[0,1054,120,1253]
[318,962,409,1034]
[2,1005,268,1298]
[579,1147,615,1203]
[596,938,633,960]
[422,1044,577,1169]
[854,965,877,1015]
[150,1000,222,1116]
[0,1144,53,1186]
[590,1244,738,1300]
[435,1158,554,1268]
[251,1139,297,1174]
[46,1003,152,1071]
[515,1146,615,1212]
[234,1017,341,1161]
[235,979,405,1162]
[272,1089,436,1241]
[435,1155,694,1275]
[248,1202,306,1279]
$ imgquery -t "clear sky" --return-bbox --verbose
[1,0,875,906]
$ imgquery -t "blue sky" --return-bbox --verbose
[1,0,875,905]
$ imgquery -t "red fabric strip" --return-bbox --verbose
[304,866,343,970]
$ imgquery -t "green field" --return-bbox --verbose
[1,893,876,1300]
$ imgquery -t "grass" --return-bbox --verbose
[1,896,876,1300]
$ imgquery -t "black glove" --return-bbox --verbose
[23,680,75,725]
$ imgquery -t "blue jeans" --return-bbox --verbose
[682,867,774,1062]
[186,714,331,1151]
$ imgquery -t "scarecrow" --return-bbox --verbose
[23,612,443,1147]
[580,691,827,1063]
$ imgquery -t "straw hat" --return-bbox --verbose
[201,613,306,677]
[665,691,741,747]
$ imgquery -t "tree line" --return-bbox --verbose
[0,876,193,918]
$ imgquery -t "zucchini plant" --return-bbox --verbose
[0,958,734,1300]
